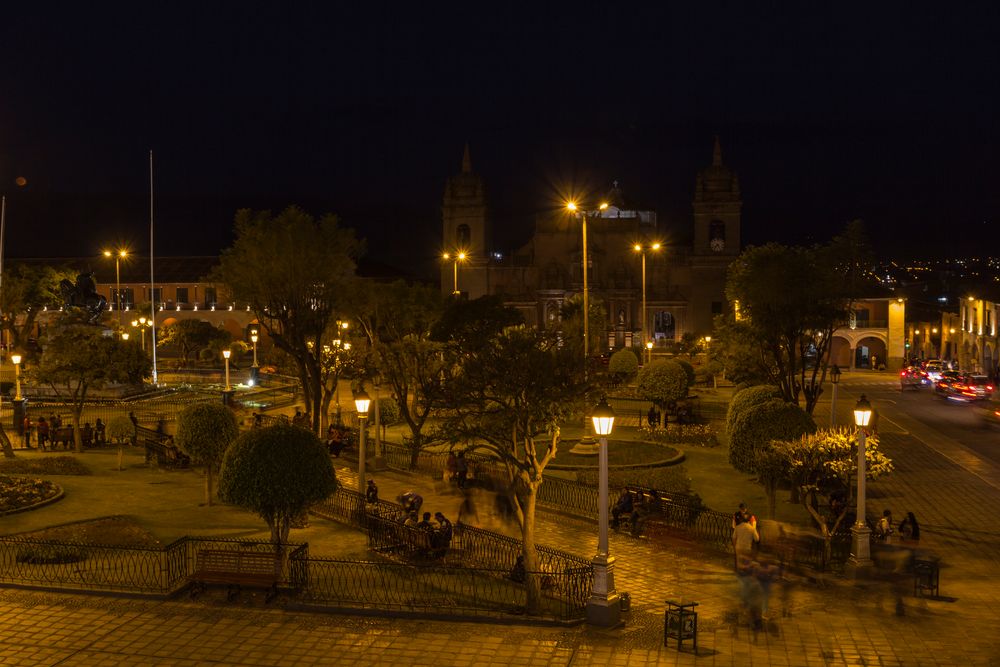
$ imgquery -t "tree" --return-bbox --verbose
[31,322,151,452]
[218,423,337,547]
[175,403,240,506]
[433,326,588,614]
[214,206,364,433]
[636,359,689,411]
[354,281,446,468]
[430,294,524,352]
[608,348,639,383]
[157,320,231,364]
[725,227,876,414]
[771,428,893,563]
[375,396,400,441]
[0,264,75,357]
[728,398,816,474]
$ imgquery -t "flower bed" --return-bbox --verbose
[0,456,92,476]
[0,475,61,513]
[638,423,718,447]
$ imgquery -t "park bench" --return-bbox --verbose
[189,549,281,602]
[141,436,190,469]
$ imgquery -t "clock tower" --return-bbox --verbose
[689,137,742,333]
[692,136,741,256]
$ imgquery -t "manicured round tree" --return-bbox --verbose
[608,348,639,382]
[377,397,400,440]
[636,359,689,410]
[676,359,696,388]
[726,384,782,434]
[175,403,240,506]
[728,398,816,474]
[218,423,337,546]
[107,416,134,444]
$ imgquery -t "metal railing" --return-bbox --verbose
[294,558,588,621]
[0,536,304,596]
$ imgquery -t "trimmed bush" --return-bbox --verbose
[219,423,337,545]
[637,359,689,408]
[176,403,240,506]
[728,398,816,474]
[106,416,134,444]
[608,348,639,380]
[726,384,782,434]
[676,359,696,388]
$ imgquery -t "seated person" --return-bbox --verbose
[631,491,662,537]
[326,425,346,456]
[509,555,526,583]
[611,491,634,529]
[397,491,423,515]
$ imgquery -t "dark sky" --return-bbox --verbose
[2,4,998,274]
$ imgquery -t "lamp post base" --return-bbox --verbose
[586,554,621,627]
[222,390,234,407]
[847,524,873,578]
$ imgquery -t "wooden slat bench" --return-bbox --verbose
[189,549,281,602]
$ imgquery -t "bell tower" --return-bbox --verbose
[692,136,741,256]
[442,144,489,258]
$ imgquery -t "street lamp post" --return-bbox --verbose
[645,340,653,365]
[222,349,232,391]
[354,389,371,493]
[587,397,620,626]
[131,317,150,351]
[830,364,841,427]
[849,394,874,576]
[11,353,25,436]
[632,242,661,355]
[442,251,467,295]
[104,249,127,336]
[251,330,259,368]
[11,354,22,401]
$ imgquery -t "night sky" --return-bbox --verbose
[2,5,998,275]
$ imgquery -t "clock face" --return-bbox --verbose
[710,236,725,252]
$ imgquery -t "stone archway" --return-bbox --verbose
[854,336,887,370]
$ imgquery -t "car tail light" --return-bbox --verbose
[988,385,995,392]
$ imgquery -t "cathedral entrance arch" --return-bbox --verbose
[654,311,675,342]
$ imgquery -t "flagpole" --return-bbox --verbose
[149,150,158,385]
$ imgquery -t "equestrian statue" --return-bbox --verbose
[60,272,108,324]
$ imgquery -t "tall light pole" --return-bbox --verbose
[830,364,841,427]
[354,389,371,493]
[442,251,467,295]
[104,249,127,335]
[587,397,620,626]
[251,330,259,368]
[632,242,661,355]
[568,201,608,447]
[646,340,653,365]
[849,394,873,575]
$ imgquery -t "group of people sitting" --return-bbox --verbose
[396,489,454,557]
[611,489,662,537]
[22,415,106,450]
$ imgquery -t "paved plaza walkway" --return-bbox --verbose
[3,386,1000,665]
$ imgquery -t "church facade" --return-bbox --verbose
[440,139,742,351]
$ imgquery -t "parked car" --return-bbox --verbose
[900,367,923,391]
[940,374,995,402]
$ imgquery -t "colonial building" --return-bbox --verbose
[440,139,742,350]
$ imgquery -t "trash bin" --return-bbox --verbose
[913,558,939,597]
[619,592,631,612]
[664,599,698,652]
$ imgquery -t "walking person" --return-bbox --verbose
[22,416,33,449]
[732,511,760,571]
[365,479,379,505]
[37,416,50,451]
[898,511,920,542]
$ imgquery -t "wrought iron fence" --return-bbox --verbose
[294,557,588,621]
[0,535,303,595]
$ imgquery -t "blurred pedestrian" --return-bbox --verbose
[22,416,33,449]
[456,451,469,489]
[611,490,633,529]
[898,511,920,542]
[37,416,50,450]
[365,479,379,504]
[446,451,458,483]
[732,511,760,571]
[397,491,423,514]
